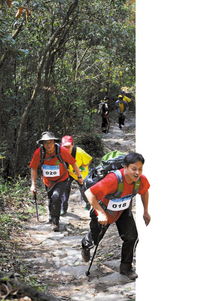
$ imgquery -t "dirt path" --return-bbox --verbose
[17,112,136,301]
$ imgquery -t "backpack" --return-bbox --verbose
[102,150,125,161]
[39,143,68,170]
[83,151,141,198]
[116,99,127,113]
[101,103,109,115]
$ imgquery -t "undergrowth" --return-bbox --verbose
[0,176,48,296]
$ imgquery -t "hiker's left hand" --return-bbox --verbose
[143,212,151,226]
[77,177,84,185]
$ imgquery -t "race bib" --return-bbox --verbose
[42,165,60,177]
[107,195,132,211]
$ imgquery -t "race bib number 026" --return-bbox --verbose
[42,165,60,177]
[107,195,132,211]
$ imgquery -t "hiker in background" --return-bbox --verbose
[29,131,83,231]
[120,90,132,104]
[81,152,151,281]
[115,95,128,129]
[98,97,110,133]
[61,135,93,214]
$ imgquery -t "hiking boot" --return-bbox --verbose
[52,217,60,232]
[120,269,138,281]
[53,224,60,232]
[60,209,67,216]
[81,247,90,262]
[48,216,52,223]
[120,263,138,281]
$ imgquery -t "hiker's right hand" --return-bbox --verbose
[30,184,36,194]
[97,212,108,225]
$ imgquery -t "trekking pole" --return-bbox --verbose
[86,225,109,276]
[33,191,39,222]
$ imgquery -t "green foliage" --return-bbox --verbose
[0,213,20,240]
[0,176,46,250]
[0,0,135,176]
[0,172,48,295]
[76,134,104,160]
[0,176,29,197]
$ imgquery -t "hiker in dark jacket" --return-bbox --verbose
[81,152,151,280]
[98,97,110,133]
[29,131,83,231]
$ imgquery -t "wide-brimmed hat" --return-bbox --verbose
[37,131,60,144]
[61,135,73,147]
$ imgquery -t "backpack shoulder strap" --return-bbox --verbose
[55,143,60,156]
[106,170,124,199]
[71,145,77,158]
[39,144,68,170]
[133,179,141,195]
[106,170,141,199]
[39,146,46,166]
[113,170,124,197]
[55,144,68,170]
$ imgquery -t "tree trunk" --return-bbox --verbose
[14,0,79,174]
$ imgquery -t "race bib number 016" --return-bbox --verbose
[107,195,132,211]
[42,165,60,177]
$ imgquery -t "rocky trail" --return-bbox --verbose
[16,112,136,301]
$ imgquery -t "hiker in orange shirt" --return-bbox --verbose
[29,131,83,231]
[81,152,151,280]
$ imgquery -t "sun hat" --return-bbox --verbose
[37,131,60,144]
[61,135,73,147]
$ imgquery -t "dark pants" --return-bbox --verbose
[82,208,138,268]
[101,115,110,133]
[118,113,125,127]
[47,180,68,225]
[61,177,73,212]
[61,177,89,211]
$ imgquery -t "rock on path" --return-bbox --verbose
[17,112,136,300]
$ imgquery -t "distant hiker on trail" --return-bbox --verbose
[120,90,132,104]
[115,95,128,129]
[61,135,93,214]
[98,97,110,133]
[29,131,83,232]
[81,152,151,281]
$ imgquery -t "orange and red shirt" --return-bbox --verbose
[30,146,76,188]
[90,168,150,224]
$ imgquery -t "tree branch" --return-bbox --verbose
[15,0,79,173]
